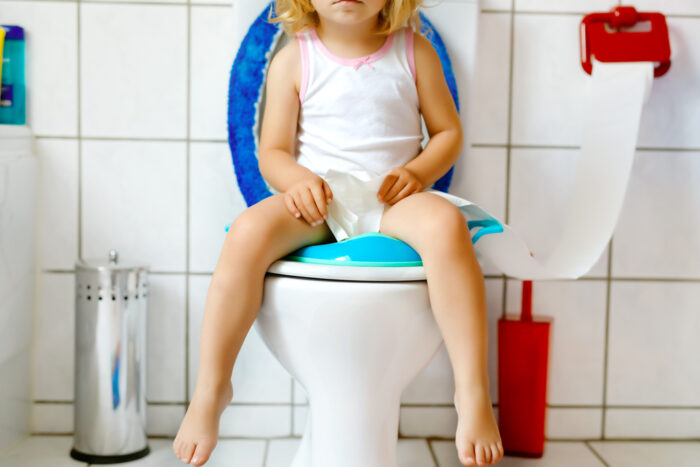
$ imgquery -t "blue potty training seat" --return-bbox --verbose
[226,1,499,268]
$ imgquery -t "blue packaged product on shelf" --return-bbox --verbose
[0,25,26,125]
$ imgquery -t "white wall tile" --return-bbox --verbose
[545,408,603,439]
[81,140,187,272]
[612,151,700,278]
[190,6,236,140]
[36,140,78,270]
[607,281,700,406]
[188,275,293,404]
[634,0,700,15]
[33,273,74,402]
[0,2,78,136]
[80,3,187,138]
[146,404,185,437]
[397,439,436,467]
[589,441,700,466]
[604,409,700,439]
[637,18,700,149]
[0,352,31,450]
[505,279,607,405]
[31,404,73,435]
[508,148,609,277]
[219,405,291,437]
[515,0,617,12]
[511,14,587,146]
[146,275,186,403]
[481,0,511,11]
[471,13,511,145]
[293,405,307,436]
[189,142,247,272]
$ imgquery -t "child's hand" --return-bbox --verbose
[377,167,424,205]
[284,175,333,227]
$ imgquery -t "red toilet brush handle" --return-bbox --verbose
[521,280,533,322]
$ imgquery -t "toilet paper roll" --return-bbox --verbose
[322,60,655,280]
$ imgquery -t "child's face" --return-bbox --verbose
[310,0,388,27]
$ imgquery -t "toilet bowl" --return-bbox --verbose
[256,263,442,467]
[227,1,481,465]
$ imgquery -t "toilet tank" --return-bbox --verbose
[0,124,37,451]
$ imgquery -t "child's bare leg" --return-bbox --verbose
[173,193,334,466]
[380,192,504,467]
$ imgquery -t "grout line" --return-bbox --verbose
[500,0,516,320]
[425,439,440,466]
[185,0,192,407]
[77,0,83,261]
[601,238,614,437]
[585,440,611,467]
[290,379,295,435]
[261,439,270,467]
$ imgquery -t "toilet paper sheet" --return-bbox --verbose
[321,61,655,280]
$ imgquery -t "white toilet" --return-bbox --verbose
[228,1,481,465]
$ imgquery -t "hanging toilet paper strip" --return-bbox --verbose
[322,60,655,281]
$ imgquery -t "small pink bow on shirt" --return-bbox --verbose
[352,57,375,70]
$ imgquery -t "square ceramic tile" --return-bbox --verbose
[293,380,308,404]
[189,143,247,272]
[633,0,700,15]
[0,2,78,136]
[188,275,293,403]
[604,408,700,439]
[146,275,186,403]
[511,14,589,146]
[33,273,74,402]
[0,352,31,450]
[507,148,609,277]
[448,148,507,276]
[481,0,512,11]
[293,405,307,436]
[107,438,266,466]
[505,279,607,405]
[545,408,603,439]
[81,140,187,272]
[606,281,700,406]
[190,6,235,140]
[471,12,511,145]
[636,18,700,149]
[397,439,436,467]
[219,405,291,437]
[36,139,78,270]
[80,3,187,138]
[0,436,85,466]
[611,151,700,278]
[399,407,458,438]
[146,404,185,437]
[515,0,617,12]
[432,440,605,466]
[589,441,700,467]
[31,404,74,434]
[402,279,503,404]
[266,439,300,467]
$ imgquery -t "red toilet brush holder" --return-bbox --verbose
[497,280,552,457]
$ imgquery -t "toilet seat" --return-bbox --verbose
[267,260,426,282]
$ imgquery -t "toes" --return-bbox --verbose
[489,443,501,463]
[190,440,216,466]
[180,442,196,464]
[458,441,476,465]
[475,444,488,465]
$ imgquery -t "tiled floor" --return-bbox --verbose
[1,436,700,466]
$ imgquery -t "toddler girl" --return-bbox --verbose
[173,0,503,465]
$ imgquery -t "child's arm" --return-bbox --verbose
[402,32,464,189]
[258,39,316,193]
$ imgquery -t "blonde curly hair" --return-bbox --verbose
[269,0,426,38]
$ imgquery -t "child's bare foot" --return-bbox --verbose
[453,386,504,466]
[172,381,234,466]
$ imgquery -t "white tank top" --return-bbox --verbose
[294,26,423,178]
